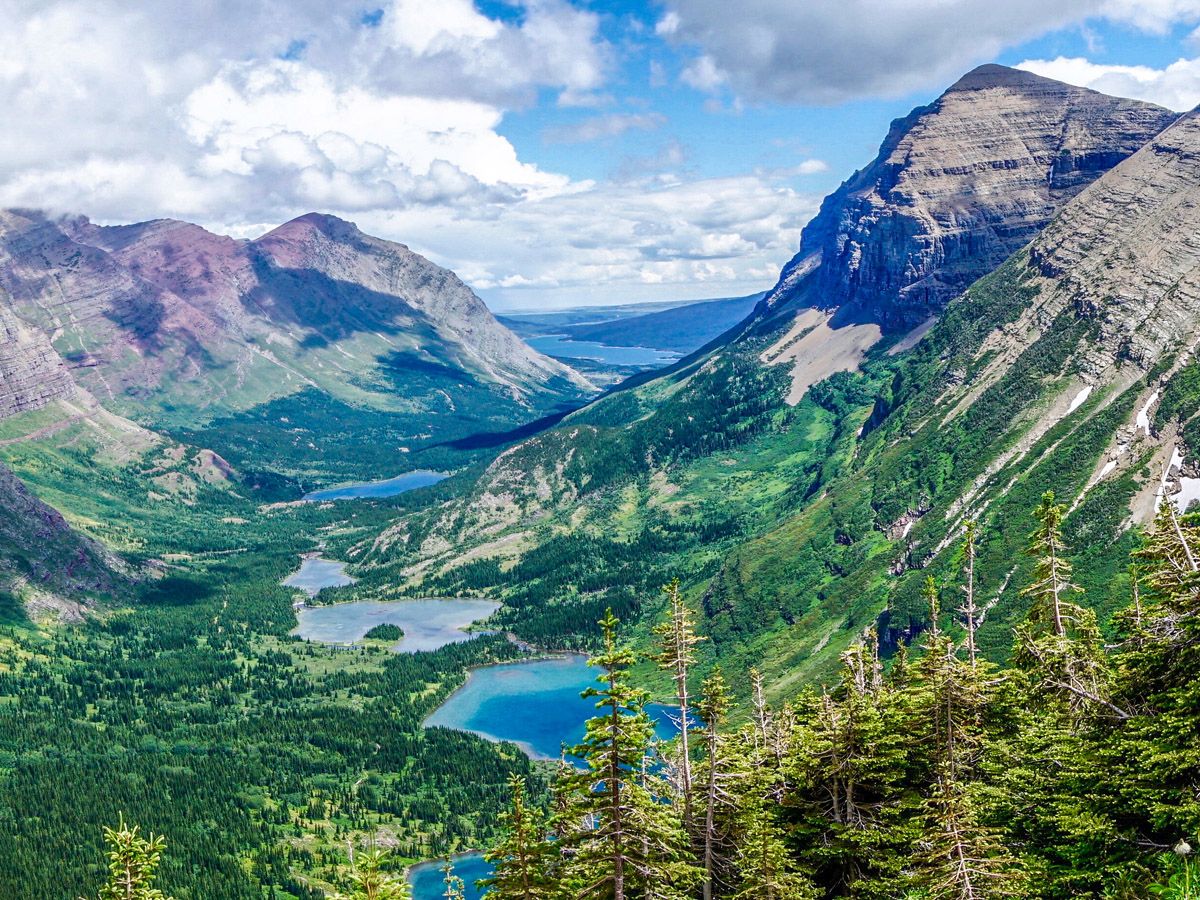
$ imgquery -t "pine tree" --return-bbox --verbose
[556,609,700,900]
[441,860,465,900]
[653,578,704,832]
[482,775,558,899]
[913,572,1021,899]
[88,817,176,900]
[960,520,980,668]
[697,668,733,900]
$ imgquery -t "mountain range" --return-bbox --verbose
[1,62,1199,691]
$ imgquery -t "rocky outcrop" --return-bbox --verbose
[764,64,1178,332]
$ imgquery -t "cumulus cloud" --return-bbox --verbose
[655,0,1200,103]
[1016,55,1200,109]
[0,0,819,305]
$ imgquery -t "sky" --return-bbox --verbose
[4,2,1200,310]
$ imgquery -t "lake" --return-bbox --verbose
[412,653,686,897]
[282,557,355,596]
[302,469,449,501]
[410,852,490,900]
[292,597,500,653]
[526,334,680,367]
[424,653,684,761]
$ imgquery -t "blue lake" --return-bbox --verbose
[292,598,499,653]
[424,653,684,761]
[527,335,680,367]
[282,557,355,596]
[412,655,684,898]
[410,852,491,900]
[303,469,448,502]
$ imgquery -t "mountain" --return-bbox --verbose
[0,210,592,481]
[350,66,1191,685]
[0,458,118,622]
[764,64,1178,331]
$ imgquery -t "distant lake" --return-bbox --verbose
[410,852,490,900]
[292,597,499,653]
[302,469,448,501]
[425,653,684,760]
[527,334,680,367]
[282,557,355,596]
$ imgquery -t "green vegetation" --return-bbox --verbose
[363,623,405,641]
[480,496,1200,898]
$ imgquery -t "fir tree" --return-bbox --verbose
[345,847,410,900]
[556,609,700,900]
[1014,492,1122,720]
[441,860,464,900]
[653,578,704,833]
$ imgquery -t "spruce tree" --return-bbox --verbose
[345,847,410,900]
[1014,492,1121,720]
[653,578,704,833]
[482,775,558,899]
[88,817,176,900]
[556,609,700,900]
[440,860,465,900]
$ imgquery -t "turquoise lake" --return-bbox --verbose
[410,852,490,900]
[292,598,499,653]
[424,653,683,760]
[282,557,355,596]
[303,469,448,501]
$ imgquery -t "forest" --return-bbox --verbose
[88,490,1200,898]
[475,492,1200,899]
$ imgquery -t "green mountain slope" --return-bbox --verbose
[351,67,1190,695]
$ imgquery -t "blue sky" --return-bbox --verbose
[4,1,1200,309]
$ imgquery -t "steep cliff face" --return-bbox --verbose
[765,64,1178,332]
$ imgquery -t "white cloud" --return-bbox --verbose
[656,0,1200,103]
[1016,55,1200,109]
[543,112,666,144]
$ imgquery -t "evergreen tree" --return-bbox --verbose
[653,578,704,832]
[556,609,700,900]
[345,847,410,900]
[1014,492,1121,720]
[88,817,176,900]
[696,668,734,900]
[482,775,559,899]
[441,860,465,900]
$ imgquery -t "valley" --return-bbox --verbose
[0,57,1199,900]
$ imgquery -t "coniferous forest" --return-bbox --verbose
[473,495,1200,900]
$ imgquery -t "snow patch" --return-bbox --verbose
[1136,390,1160,435]
[1066,385,1092,415]
[1100,460,1118,478]
[1173,477,1200,514]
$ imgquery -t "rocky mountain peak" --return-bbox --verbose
[762,66,1179,333]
